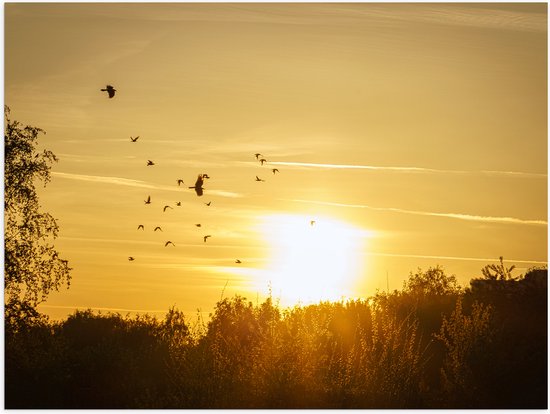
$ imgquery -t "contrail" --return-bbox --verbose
[38,304,168,314]
[289,199,548,226]
[366,251,547,265]
[51,171,242,198]
[270,161,546,178]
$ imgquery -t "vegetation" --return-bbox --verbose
[5,265,547,408]
[4,106,71,331]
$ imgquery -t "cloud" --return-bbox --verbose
[270,161,546,178]
[366,251,547,265]
[289,199,548,226]
[51,171,243,198]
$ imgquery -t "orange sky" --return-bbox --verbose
[5,3,547,320]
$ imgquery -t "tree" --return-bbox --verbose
[403,266,462,296]
[4,106,71,330]
[480,256,516,281]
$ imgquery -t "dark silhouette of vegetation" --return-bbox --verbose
[4,106,71,332]
[5,264,547,408]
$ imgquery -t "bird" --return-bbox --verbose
[255,176,265,182]
[176,201,181,206]
[154,226,162,232]
[205,201,212,206]
[147,160,155,166]
[272,168,279,174]
[203,235,211,243]
[101,85,116,98]
[195,224,201,227]
[137,225,144,230]
[259,158,267,165]
[310,220,316,226]
[202,173,210,179]
[128,256,135,261]
[144,195,151,204]
[177,179,185,186]
[255,153,262,159]
[163,205,173,212]
[130,136,139,142]
[235,259,242,264]
[189,174,204,197]
[165,241,175,247]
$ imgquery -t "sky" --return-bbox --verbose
[4,2,548,320]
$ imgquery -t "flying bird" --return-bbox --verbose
[310,220,316,226]
[255,153,262,159]
[259,158,267,165]
[128,256,135,261]
[165,241,175,247]
[101,85,116,98]
[195,224,201,227]
[144,195,151,204]
[154,226,163,232]
[189,174,204,197]
[235,259,242,264]
[147,160,155,166]
[163,205,173,212]
[255,176,265,182]
[177,179,185,186]
[203,235,211,243]
[137,225,144,230]
[205,201,212,206]
[202,174,210,179]
[130,136,139,142]
[176,202,181,206]
[272,168,279,174]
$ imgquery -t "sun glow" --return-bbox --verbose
[258,214,368,306]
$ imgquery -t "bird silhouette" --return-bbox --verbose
[176,201,181,206]
[202,173,210,179]
[144,195,151,204]
[137,225,144,230]
[189,174,204,196]
[177,179,185,186]
[310,220,316,226]
[163,205,173,212]
[235,259,242,264]
[205,201,211,206]
[128,256,135,261]
[255,153,262,159]
[259,158,267,165]
[147,160,155,166]
[130,136,139,142]
[165,241,175,247]
[154,226,163,232]
[203,235,211,243]
[101,85,116,98]
[195,224,202,227]
[255,176,265,182]
[272,168,279,174]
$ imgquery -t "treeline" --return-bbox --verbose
[5,264,547,408]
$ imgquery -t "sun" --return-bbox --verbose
[258,214,368,306]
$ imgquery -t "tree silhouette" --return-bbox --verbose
[4,106,71,330]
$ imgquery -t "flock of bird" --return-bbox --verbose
[101,85,280,265]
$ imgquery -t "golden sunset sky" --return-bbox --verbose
[5,2,547,320]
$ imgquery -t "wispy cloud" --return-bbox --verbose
[289,199,548,226]
[270,161,546,178]
[51,171,243,198]
[367,251,547,265]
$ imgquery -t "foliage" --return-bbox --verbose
[403,266,462,296]
[480,256,516,281]
[434,299,493,407]
[4,106,71,330]
[4,264,547,408]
